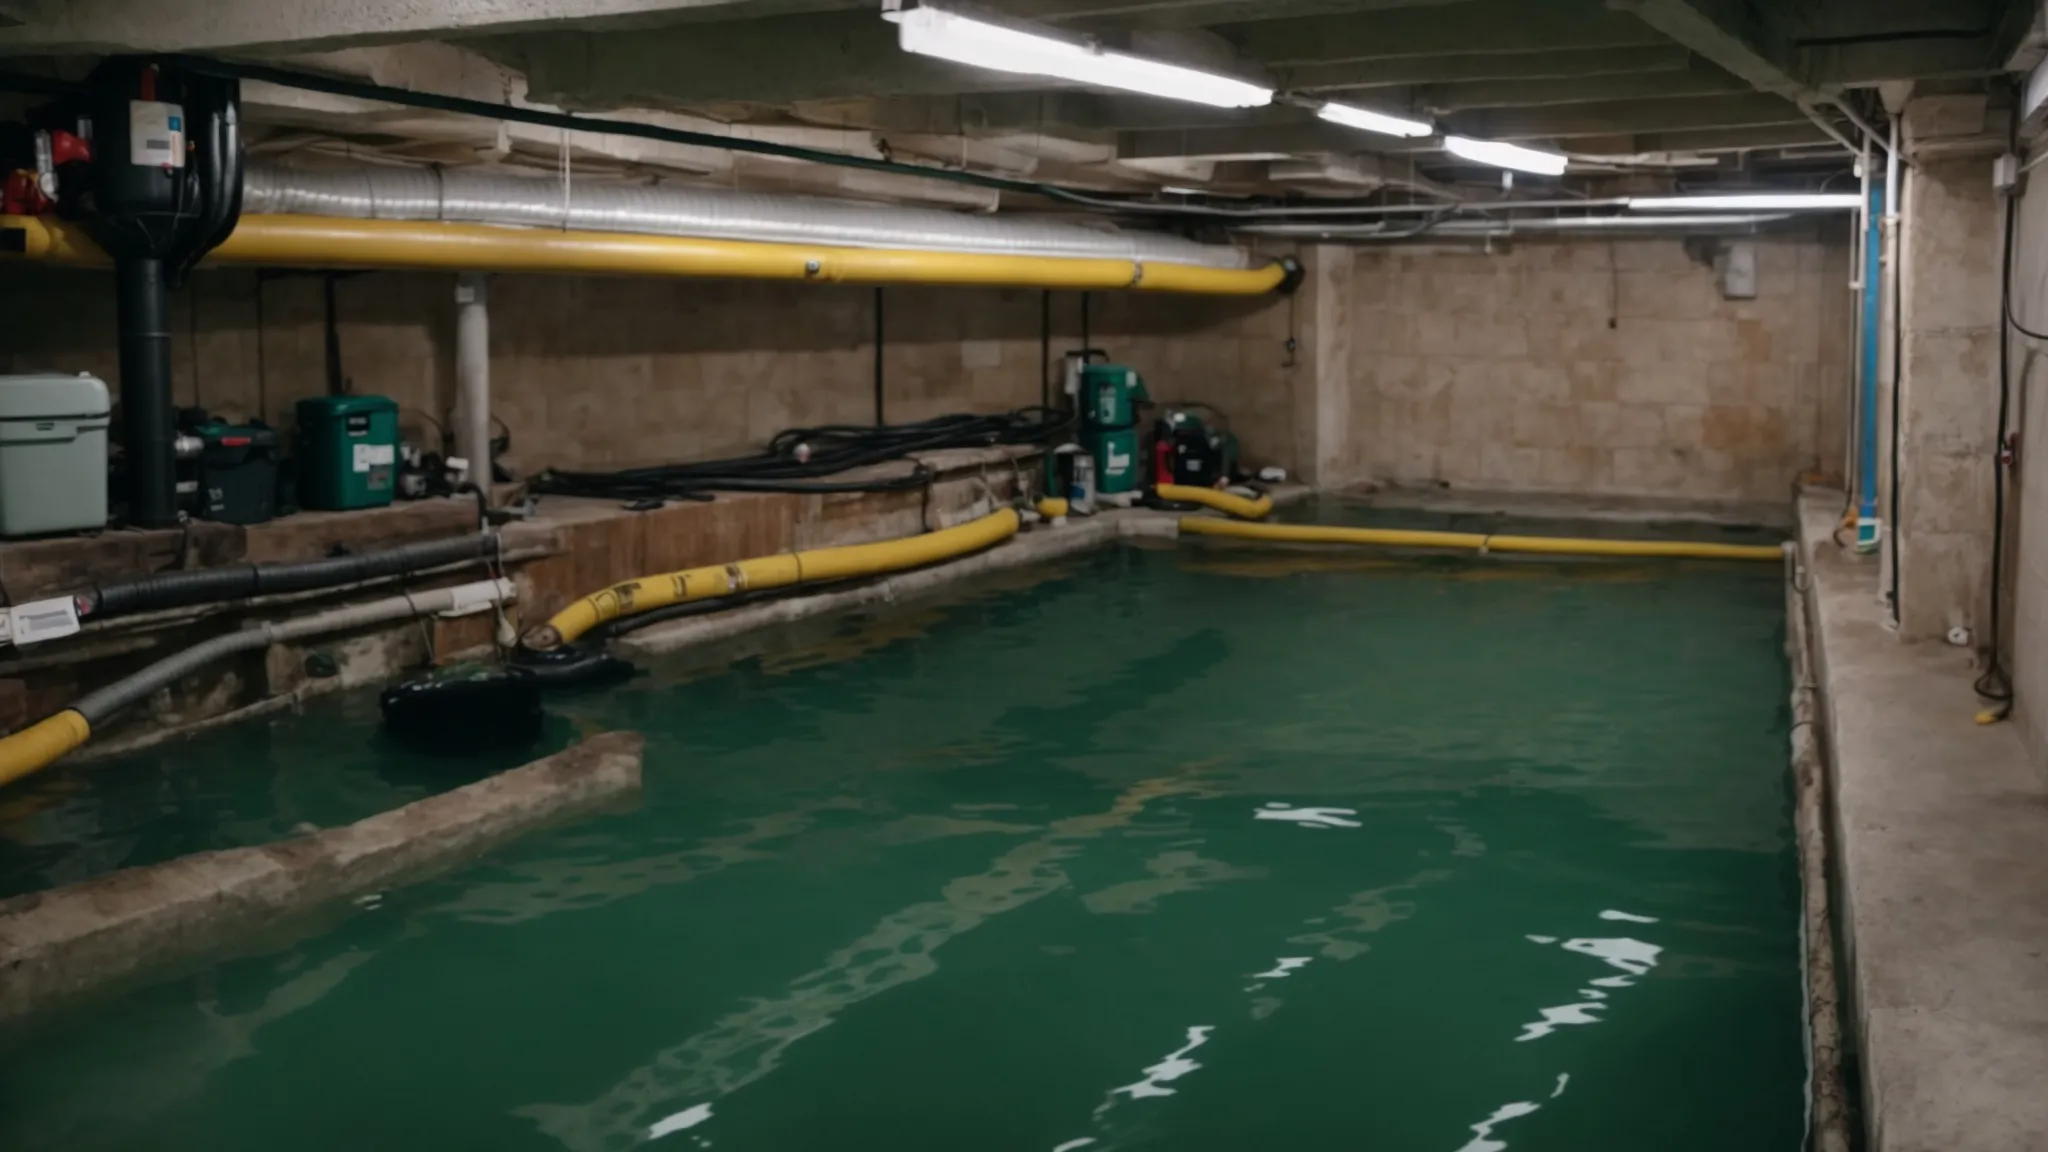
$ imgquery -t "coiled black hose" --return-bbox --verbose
[86,534,496,620]
[530,408,1070,503]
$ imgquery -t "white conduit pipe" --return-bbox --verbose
[1235,213,1795,239]
[455,272,490,487]
[71,579,516,727]
[241,163,1252,270]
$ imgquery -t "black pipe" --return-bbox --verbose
[1040,291,1052,410]
[323,275,347,396]
[1887,179,1904,625]
[115,256,178,528]
[86,532,495,619]
[164,54,1421,225]
[873,287,886,427]
[1080,291,1091,355]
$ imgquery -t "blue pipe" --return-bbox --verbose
[1857,183,1884,550]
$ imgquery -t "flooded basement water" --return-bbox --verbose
[0,536,1802,1151]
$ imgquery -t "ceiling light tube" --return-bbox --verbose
[1626,193,1863,211]
[1443,136,1568,176]
[1316,102,1433,139]
[883,3,1272,109]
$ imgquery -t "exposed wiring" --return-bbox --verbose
[166,54,1475,224]
[530,408,1071,502]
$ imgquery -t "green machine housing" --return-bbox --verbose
[1079,363,1148,496]
[295,395,399,511]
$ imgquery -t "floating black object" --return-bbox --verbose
[380,666,543,756]
[508,645,638,690]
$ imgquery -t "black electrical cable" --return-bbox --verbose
[1887,173,1904,625]
[159,54,1421,227]
[531,408,1071,502]
[1040,291,1052,410]
[873,288,886,427]
[1982,191,2020,708]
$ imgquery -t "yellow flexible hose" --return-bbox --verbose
[1156,485,1272,521]
[532,509,1022,648]
[1,214,1288,296]
[0,711,91,790]
[1178,517,1782,562]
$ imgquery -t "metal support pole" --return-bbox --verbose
[454,272,490,488]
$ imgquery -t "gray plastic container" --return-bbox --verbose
[0,373,111,537]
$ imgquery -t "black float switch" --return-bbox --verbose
[380,666,543,756]
[508,644,638,690]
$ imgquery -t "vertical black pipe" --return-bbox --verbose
[1040,290,1052,410]
[323,274,346,396]
[1080,290,1091,356]
[115,256,177,527]
[873,287,886,427]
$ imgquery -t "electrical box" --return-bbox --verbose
[1995,153,2021,194]
[295,395,399,511]
[0,373,110,537]
[1719,241,1758,300]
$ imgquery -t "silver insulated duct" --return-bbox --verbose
[240,163,1253,270]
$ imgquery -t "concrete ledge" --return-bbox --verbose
[613,483,1305,659]
[1796,491,2048,1151]
[618,514,1133,658]
[0,731,644,1021]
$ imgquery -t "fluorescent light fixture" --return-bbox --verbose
[1316,101,1432,139]
[884,4,1272,108]
[1627,193,1862,211]
[1444,135,1568,176]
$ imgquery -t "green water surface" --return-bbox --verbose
[0,537,1802,1152]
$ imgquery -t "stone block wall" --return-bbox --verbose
[2007,159,2048,772]
[1338,228,1852,503]
[1892,157,2004,643]
[0,265,1299,476]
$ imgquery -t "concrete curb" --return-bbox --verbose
[614,485,1310,660]
[619,510,1146,658]
[1784,541,1851,1152]
[0,731,644,1021]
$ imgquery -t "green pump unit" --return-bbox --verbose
[1079,363,1147,496]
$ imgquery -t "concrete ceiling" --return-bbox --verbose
[0,0,2035,206]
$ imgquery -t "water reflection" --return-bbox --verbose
[516,775,1203,1152]
[1514,913,1663,1043]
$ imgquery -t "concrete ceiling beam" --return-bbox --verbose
[1627,123,1838,153]
[1607,0,1807,100]
[1019,0,1478,29]
[0,0,845,54]
[1284,46,1694,92]
[1414,62,1750,112]
[1117,121,1386,160]
[1449,92,1810,139]
[492,12,1279,109]
[1219,0,1670,65]
[1803,37,2004,89]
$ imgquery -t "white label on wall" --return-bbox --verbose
[128,101,185,168]
[8,597,80,647]
[351,442,396,473]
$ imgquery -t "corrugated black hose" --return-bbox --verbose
[531,408,1070,502]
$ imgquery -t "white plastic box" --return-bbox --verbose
[0,373,111,537]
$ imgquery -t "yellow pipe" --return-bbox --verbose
[1,214,1288,296]
[1178,517,1782,562]
[532,508,1022,648]
[1156,484,1272,521]
[0,711,91,790]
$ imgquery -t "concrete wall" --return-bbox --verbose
[1892,158,2004,643]
[1337,228,1853,503]
[0,266,1299,476]
[2009,158,2048,771]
